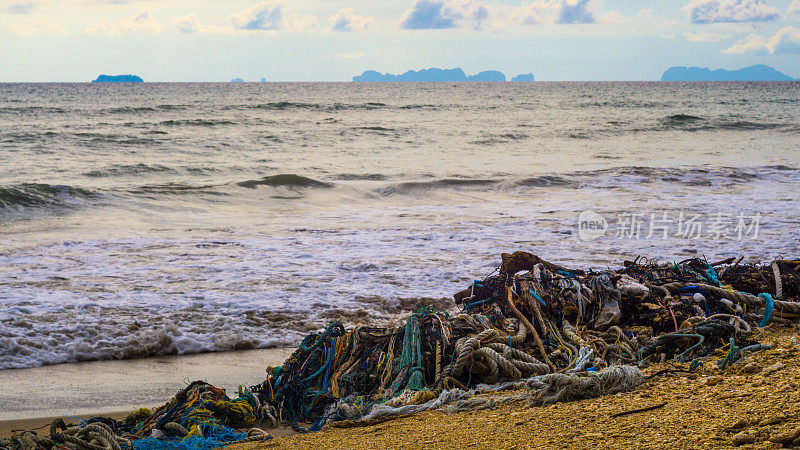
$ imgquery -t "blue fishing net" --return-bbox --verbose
[127,437,226,449]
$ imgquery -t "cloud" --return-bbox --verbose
[398,0,492,30]
[4,1,35,13]
[682,0,781,24]
[684,31,729,41]
[84,9,164,34]
[557,0,594,24]
[2,0,153,11]
[230,1,285,31]
[228,1,316,31]
[173,14,202,33]
[328,8,374,32]
[399,0,597,29]
[723,26,800,54]
[509,0,598,25]
[399,0,458,29]
[10,19,65,34]
[790,0,800,17]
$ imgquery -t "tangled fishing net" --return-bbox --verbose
[1,382,271,450]
[2,252,798,448]
[246,252,798,432]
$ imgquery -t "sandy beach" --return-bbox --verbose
[0,347,293,436]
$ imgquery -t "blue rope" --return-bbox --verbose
[759,293,773,327]
[528,289,546,306]
[704,264,720,286]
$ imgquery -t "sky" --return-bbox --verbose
[1,0,799,81]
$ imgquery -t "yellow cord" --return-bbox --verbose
[549,322,573,364]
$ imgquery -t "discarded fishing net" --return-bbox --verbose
[249,252,797,431]
[0,381,271,450]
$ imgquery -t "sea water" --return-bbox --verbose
[1,81,799,370]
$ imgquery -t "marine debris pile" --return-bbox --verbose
[2,382,271,450]
[251,252,800,431]
[3,252,800,449]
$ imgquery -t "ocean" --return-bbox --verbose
[1,81,799,371]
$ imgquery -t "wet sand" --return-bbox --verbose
[0,347,294,436]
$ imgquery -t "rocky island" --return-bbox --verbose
[353,68,533,82]
[92,74,144,83]
[661,64,795,81]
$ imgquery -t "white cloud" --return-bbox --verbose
[230,1,285,31]
[508,0,599,26]
[684,31,729,41]
[682,0,781,24]
[723,26,800,54]
[4,1,35,13]
[328,8,374,32]
[229,2,318,31]
[556,0,595,24]
[789,0,800,17]
[173,14,202,33]
[10,19,65,34]
[84,9,164,34]
[399,0,598,30]
[399,0,492,30]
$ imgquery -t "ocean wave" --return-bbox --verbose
[72,132,160,146]
[663,114,704,124]
[380,178,498,195]
[353,126,396,133]
[100,105,191,114]
[581,100,674,108]
[332,173,388,181]
[236,174,333,189]
[0,183,96,210]
[376,165,798,196]
[0,294,452,369]
[84,163,179,177]
[0,106,68,115]
[470,132,530,145]
[129,182,225,196]
[518,175,574,187]
[658,115,796,132]
[159,119,236,127]
[228,102,387,111]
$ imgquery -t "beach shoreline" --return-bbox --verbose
[0,347,294,425]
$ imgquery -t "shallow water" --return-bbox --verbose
[1,82,799,370]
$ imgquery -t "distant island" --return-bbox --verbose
[353,68,537,82]
[511,73,535,82]
[661,64,796,81]
[92,74,143,83]
[231,77,244,83]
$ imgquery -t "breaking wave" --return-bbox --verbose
[659,115,796,132]
[0,184,96,210]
